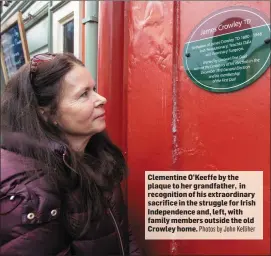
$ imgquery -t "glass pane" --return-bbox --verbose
[63,19,74,53]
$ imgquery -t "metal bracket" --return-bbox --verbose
[82,16,98,24]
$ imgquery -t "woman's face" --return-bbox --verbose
[55,65,107,137]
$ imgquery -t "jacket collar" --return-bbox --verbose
[1,131,66,158]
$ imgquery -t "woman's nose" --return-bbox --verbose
[94,92,107,107]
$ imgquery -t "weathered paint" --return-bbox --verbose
[98,1,270,255]
[97,1,126,152]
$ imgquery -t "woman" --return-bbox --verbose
[0,53,142,256]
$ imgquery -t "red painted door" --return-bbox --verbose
[98,1,270,255]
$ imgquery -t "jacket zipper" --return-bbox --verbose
[62,153,125,256]
[108,208,125,256]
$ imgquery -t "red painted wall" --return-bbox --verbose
[97,1,126,152]
[98,1,270,255]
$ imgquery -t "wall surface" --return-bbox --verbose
[98,1,270,255]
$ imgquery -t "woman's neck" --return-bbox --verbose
[65,135,91,153]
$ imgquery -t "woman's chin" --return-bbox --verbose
[93,122,106,133]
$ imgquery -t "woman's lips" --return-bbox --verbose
[95,113,105,119]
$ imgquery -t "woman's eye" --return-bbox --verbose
[93,86,97,92]
[80,91,88,98]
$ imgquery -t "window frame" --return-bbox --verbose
[52,1,81,59]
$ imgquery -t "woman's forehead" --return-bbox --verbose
[65,65,93,85]
[62,65,94,93]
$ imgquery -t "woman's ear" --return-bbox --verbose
[38,107,50,122]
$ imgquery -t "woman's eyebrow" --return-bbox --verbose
[74,83,96,95]
[73,85,89,95]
